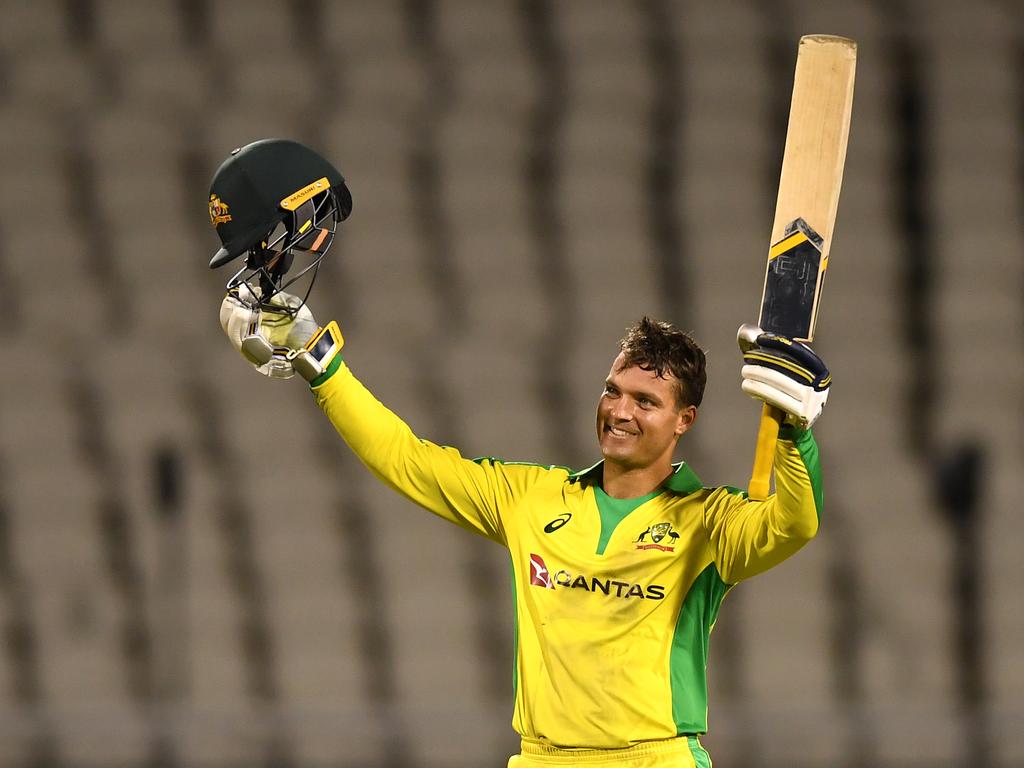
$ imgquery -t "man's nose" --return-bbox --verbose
[610,399,634,421]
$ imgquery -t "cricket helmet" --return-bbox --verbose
[208,138,352,314]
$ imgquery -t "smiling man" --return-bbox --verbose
[597,320,703,499]
[221,290,829,766]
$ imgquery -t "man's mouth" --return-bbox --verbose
[605,425,637,437]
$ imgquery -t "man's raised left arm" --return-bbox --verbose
[703,330,829,583]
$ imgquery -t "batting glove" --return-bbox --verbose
[219,286,344,382]
[737,323,830,429]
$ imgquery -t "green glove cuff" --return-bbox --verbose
[309,350,344,387]
[779,423,812,442]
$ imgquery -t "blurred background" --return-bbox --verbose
[0,0,1021,766]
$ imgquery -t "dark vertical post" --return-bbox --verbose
[519,0,577,463]
[151,445,186,768]
[824,500,872,768]
[887,3,936,458]
[643,0,686,321]
[404,0,463,330]
[935,442,988,767]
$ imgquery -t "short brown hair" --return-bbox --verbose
[618,317,707,408]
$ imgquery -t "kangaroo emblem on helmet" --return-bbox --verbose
[209,194,232,226]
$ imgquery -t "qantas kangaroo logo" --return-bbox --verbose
[530,554,555,589]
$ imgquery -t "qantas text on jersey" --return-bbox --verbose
[529,553,666,600]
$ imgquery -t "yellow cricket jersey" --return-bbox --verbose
[312,360,823,750]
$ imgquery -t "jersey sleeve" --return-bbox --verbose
[702,426,823,584]
[310,360,552,545]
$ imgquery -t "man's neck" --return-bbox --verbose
[601,460,674,499]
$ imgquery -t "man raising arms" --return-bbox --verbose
[212,140,830,767]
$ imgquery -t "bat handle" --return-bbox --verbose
[748,403,785,500]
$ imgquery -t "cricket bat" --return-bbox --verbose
[747,35,856,501]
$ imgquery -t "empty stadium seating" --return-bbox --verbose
[0,1,1019,766]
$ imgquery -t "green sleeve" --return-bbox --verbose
[702,427,822,583]
[311,361,552,545]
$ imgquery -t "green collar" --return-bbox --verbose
[569,460,704,496]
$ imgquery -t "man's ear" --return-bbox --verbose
[675,405,697,436]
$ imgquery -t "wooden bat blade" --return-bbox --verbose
[759,34,856,344]
[748,34,856,501]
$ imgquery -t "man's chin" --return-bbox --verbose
[599,442,640,467]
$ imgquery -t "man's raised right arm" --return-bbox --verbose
[310,356,523,543]
[220,296,553,544]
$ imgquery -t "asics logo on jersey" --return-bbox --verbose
[543,513,572,533]
[528,553,665,600]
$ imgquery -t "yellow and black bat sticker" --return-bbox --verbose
[758,217,826,342]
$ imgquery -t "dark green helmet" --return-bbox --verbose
[208,138,352,313]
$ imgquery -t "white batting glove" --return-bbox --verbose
[219,286,319,379]
[737,324,831,429]
[220,286,345,382]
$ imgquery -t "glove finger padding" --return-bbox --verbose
[740,366,829,427]
[738,328,831,429]
[220,290,259,359]
[219,287,319,379]
[749,332,831,386]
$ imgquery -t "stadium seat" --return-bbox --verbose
[321,0,407,58]
[93,0,186,55]
[206,0,298,54]
[0,0,67,55]
[116,54,211,117]
[4,50,102,113]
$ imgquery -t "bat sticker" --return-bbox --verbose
[759,217,825,342]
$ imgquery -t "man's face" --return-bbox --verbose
[596,352,696,470]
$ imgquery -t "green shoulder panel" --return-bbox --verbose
[670,562,732,735]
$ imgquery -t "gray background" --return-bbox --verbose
[0,0,1020,766]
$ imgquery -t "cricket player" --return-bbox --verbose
[211,140,830,767]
